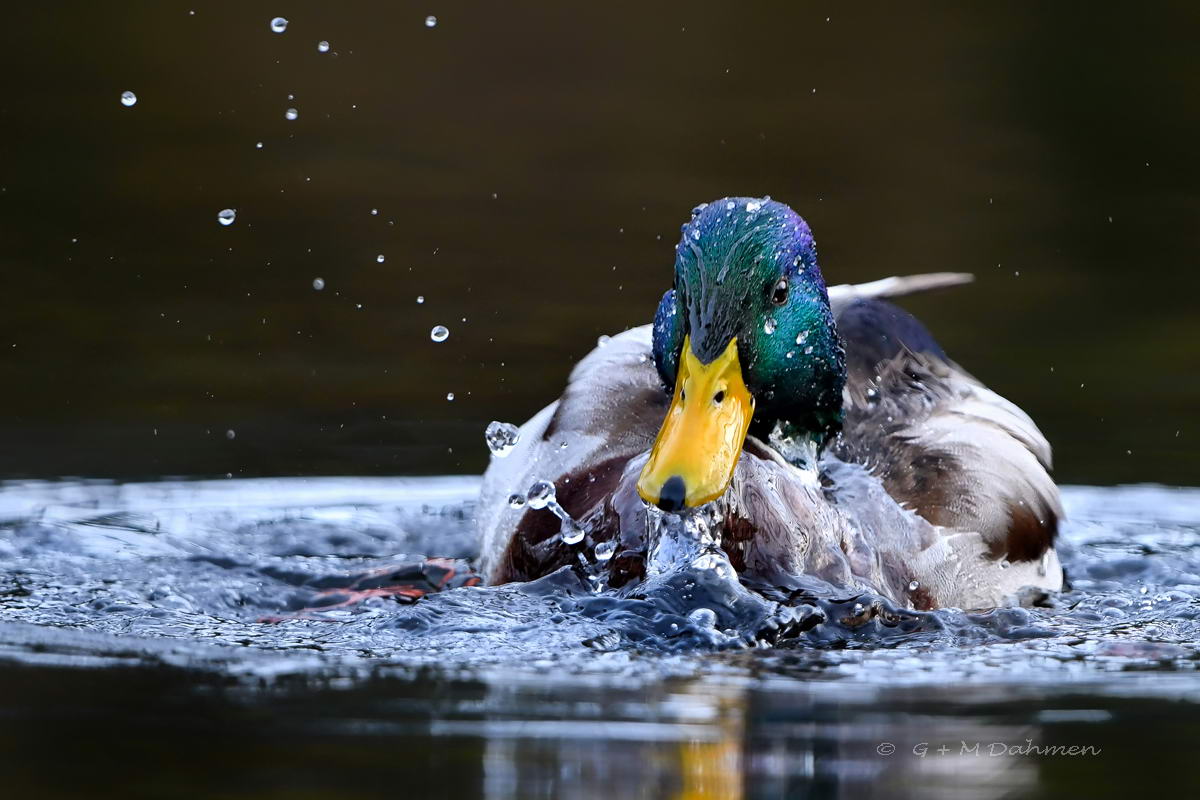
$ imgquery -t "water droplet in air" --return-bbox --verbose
[255,141,263,149]
[376,254,385,263]
[445,392,455,401]
[425,15,438,27]
[560,521,585,546]
[285,108,298,121]
[312,277,325,291]
[485,421,520,457]
[526,480,555,510]
[416,295,425,304]
[120,91,137,107]
[430,325,449,342]
[370,208,378,215]
[688,608,717,628]
[225,429,236,440]
[270,17,288,33]
[217,208,236,226]
[763,316,776,335]
[593,540,616,561]
[317,40,330,53]
[507,493,526,509]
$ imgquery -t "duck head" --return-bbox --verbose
[637,197,847,511]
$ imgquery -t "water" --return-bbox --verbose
[484,421,520,457]
[0,477,1197,796]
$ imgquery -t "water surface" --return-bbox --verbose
[1,477,1197,797]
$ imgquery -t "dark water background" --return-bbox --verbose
[1,2,1197,484]
[2,4,1200,799]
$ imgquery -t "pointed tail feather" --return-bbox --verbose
[828,272,974,311]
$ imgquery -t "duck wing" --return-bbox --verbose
[829,278,1061,569]
[476,326,665,583]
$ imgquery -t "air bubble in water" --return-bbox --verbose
[526,480,555,510]
[485,421,520,457]
[688,608,717,628]
[507,493,526,509]
[285,108,298,121]
[424,15,438,27]
[120,91,137,107]
[317,40,330,53]
[430,325,449,342]
[594,540,616,561]
[270,17,288,33]
[217,208,236,226]
[312,277,325,290]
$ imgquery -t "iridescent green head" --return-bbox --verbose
[639,197,846,510]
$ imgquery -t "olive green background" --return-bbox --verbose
[2,2,1197,485]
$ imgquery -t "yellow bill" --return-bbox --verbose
[637,336,755,510]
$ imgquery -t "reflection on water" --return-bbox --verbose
[1,477,1198,797]
[1,658,1196,798]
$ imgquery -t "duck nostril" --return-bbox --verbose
[656,476,686,512]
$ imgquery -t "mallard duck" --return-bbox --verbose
[477,198,1061,610]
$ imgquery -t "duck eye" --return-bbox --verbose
[771,277,789,305]
[713,390,725,404]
